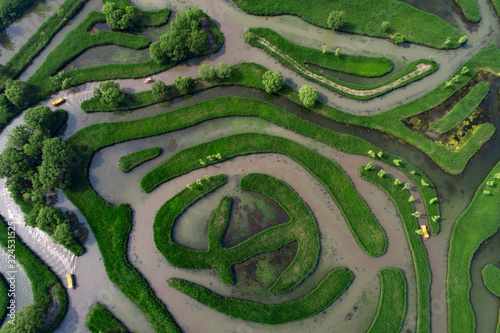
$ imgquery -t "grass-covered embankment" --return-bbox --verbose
[359,166,431,333]
[145,133,387,257]
[483,264,500,297]
[231,0,464,49]
[47,8,223,95]
[491,0,500,17]
[482,264,500,332]
[0,0,88,89]
[86,303,129,333]
[118,147,162,173]
[367,268,407,333]
[316,44,500,175]
[80,69,441,235]
[0,274,9,323]
[104,0,170,27]
[247,28,393,77]
[454,0,481,22]
[447,161,500,333]
[155,173,320,294]
[167,267,353,325]
[245,28,437,100]
[0,216,68,332]
[429,81,489,134]
[28,11,153,89]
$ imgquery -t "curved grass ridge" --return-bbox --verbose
[231,0,464,49]
[167,267,353,325]
[482,264,500,333]
[76,61,442,235]
[246,28,437,100]
[247,28,393,77]
[483,264,500,297]
[0,216,68,332]
[118,147,162,173]
[454,0,481,22]
[86,302,128,333]
[144,133,387,257]
[154,173,320,294]
[447,160,500,333]
[359,167,431,333]
[315,44,500,175]
[367,268,407,333]
[429,81,490,134]
[66,95,436,330]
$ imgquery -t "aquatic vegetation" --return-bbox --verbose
[86,303,128,333]
[118,147,162,173]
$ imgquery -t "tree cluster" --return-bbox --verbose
[174,76,194,94]
[0,0,37,32]
[150,8,210,64]
[4,79,33,109]
[0,105,77,247]
[93,81,126,107]
[102,2,136,31]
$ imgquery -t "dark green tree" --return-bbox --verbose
[174,76,194,94]
[299,85,319,108]
[327,11,345,30]
[151,80,169,100]
[52,222,74,247]
[23,106,54,131]
[150,8,210,64]
[4,79,32,109]
[198,64,216,81]
[215,61,232,80]
[38,137,73,190]
[35,205,67,233]
[93,81,125,107]
[102,3,136,30]
[262,70,284,93]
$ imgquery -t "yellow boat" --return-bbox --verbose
[51,97,66,106]
[66,274,75,290]
[420,225,429,240]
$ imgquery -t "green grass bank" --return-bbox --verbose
[86,303,128,333]
[367,268,407,333]
[359,167,431,333]
[447,161,500,333]
[231,0,464,49]
[118,147,162,173]
[168,267,353,324]
[144,133,387,257]
[429,81,489,134]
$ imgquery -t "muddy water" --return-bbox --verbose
[88,115,427,332]
[0,0,60,63]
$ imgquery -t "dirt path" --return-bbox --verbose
[256,36,433,98]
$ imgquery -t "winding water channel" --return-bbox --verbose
[0,0,499,332]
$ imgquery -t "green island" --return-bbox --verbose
[367,268,407,333]
[0,0,498,332]
[118,147,162,173]
[86,303,129,333]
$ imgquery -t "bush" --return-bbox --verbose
[150,8,209,64]
[298,85,318,107]
[151,80,169,100]
[93,81,125,107]
[327,10,345,30]
[215,61,232,79]
[262,70,284,93]
[174,76,194,94]
[102,2,136,31]
[381,21,390,32]
[199,64,216,80]
[4,79,32,109]
[392,33,406,44]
